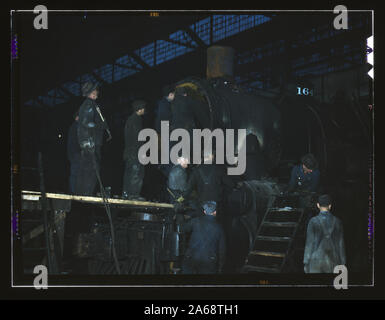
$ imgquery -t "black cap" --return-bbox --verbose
[162,85,175,97]
[81,82,99,97]
[301,153,318,170]
[317,194,332,207]
[132,99,146,111]
[203,201,217,215]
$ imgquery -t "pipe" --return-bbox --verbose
[305,104,328,170]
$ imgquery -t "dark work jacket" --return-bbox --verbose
[304,211,346,273]
[244,154,266,180]
[77,98,107,149]
[155,97,172,132]
[189,164,225,203]
[123,112,143,161]
[181,215,226,272]
[167,165,191,201]
[244,134,265,180]
[288,165,320,192]
[170,95,196,131]
[67,120,81,162]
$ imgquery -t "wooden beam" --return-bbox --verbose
[22,190,174,209]
[249,251,286,258]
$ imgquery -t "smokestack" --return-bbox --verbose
[206,46,235,79]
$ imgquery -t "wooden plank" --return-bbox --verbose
[22,224,44,244]
[243,265,280,273]
[249,250,286,258]
[22,212,66,245]
[268,207,299,212]
[262,221,298,227]
[256,235,291,242]
[21,190,174,208]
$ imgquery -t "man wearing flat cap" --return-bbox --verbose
[75,82,108,195]
[155,84,175,134]
[122,100,146,200]
[180,201,226,274]
[287,153,321,227]
[288,153,320,193]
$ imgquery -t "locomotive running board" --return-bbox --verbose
[21,190,174,209]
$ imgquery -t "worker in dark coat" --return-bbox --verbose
[288,153,321,220]
[155,85,175,133]
[303,194,346,273]
[288,153,320,193]
[155,85,175,179]
[75,82,108,196]
[167,157,201,216]
[181,201,226,274]
[122,100,146,200]
[167,157,191,203]
[67,111,81,194]
[244,134,266,180]
[188,152,226,205]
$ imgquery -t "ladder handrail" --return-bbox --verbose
[278,208,305,272]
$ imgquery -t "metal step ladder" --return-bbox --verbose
[242,199,305,273]
[20,153,60,273]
